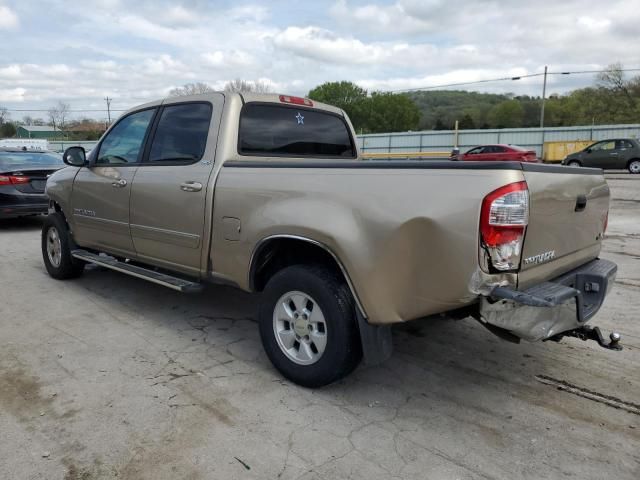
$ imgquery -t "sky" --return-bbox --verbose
[0,0,639,121]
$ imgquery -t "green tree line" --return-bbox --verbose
[309,64,640,133]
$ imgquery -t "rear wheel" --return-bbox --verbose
[258,265,362,387]
[41,213,84,279]
[628,159,640,174]
[567,160,581,167]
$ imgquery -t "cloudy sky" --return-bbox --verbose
[0,0,638,120]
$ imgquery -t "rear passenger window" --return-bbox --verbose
[238,104,355,158]
[147,103,212,163]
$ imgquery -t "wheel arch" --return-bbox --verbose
[249,235,367,319]
[626,157,640,169]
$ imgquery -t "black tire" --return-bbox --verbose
[41,213,84,279]
[258,265,362,387]
[628,159,640,174]
[567,160,581,167]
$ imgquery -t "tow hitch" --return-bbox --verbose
[549,325,623,351]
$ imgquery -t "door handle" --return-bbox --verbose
[111,179,127,188]
[180,181,203,192]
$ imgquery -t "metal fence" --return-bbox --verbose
[49,140,99,152]
[356,124,640,157]
[48,124,640,158]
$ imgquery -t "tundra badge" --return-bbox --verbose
[523,250,556,266]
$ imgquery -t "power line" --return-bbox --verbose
[4,108,128,112]
[2,67,640,112]
[389,67,640,93]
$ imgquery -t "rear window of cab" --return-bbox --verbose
[238,103,356,158]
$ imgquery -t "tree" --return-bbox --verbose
[308,81,368,131]
[0,122,17,138]
[458,114,475,129]
[0,107,7,125]
[47,101,70,134]
[359,92,420,133]
[169,82,214,96]
[224,78,272,93]
[22,115,33,126]
[488,100,524,128]
[433,118,447,130]
[308,81,367,110]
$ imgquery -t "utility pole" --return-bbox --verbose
[539,65,547,128]
[104,97,112,126]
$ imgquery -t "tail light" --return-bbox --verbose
[480,181,529,271]
[279,95,313,106]
[0,175,30,186]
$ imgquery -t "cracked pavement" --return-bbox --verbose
[1,174,639,479]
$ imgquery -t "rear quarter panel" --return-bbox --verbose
[211,164,524,324]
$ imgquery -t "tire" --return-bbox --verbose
[41,213,85,279]
[258,265,362,387]
[567,160,581,167]
[628,159,640,174]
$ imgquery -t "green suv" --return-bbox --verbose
[563,138,640,173]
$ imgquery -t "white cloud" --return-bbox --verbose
[0,0,638,115]
[273,26,385,64]
[202,50,254,68]
[0,5,19,29]
[0,87,26,102]
[577,16,611,31]
[330,0,434,34]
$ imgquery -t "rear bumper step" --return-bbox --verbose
[479,259,617,341]
[71,249,202,293]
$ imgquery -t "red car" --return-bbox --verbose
[457,144,539,162]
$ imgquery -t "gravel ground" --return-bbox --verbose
[0,174,638,480]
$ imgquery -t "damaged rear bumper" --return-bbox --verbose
[479,259,617,341]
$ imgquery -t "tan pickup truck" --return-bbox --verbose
[43,92,619,387]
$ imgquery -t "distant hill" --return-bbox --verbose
[408,90,554,130]
[406,80,640,130]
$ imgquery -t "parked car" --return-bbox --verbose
[42,93,618,387]
[0,148,64,219]
[458,144,539,162]
[562,139,640,173]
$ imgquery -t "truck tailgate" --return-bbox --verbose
[519,164,609,286]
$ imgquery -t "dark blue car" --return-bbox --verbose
[0,149,64,219]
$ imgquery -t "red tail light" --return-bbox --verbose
[279,95,313,107]
[0,175,30,186]
[480,181,529,271]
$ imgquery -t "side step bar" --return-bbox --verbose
[71,249,203,293]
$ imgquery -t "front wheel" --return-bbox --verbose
[41,213,85,279]
[258,265,362,387]
[628,159,640,174]
[567,160,581,167]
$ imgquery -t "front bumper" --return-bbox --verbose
[479,259,617,341]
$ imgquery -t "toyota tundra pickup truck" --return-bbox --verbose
[42,92,619,387]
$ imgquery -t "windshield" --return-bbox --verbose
[0,151,64,171]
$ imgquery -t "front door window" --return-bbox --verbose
[97,109,155,165]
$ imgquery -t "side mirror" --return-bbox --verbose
[63,146,87,167]
[585,148,592,154]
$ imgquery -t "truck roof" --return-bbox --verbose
[121,92,345,118]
